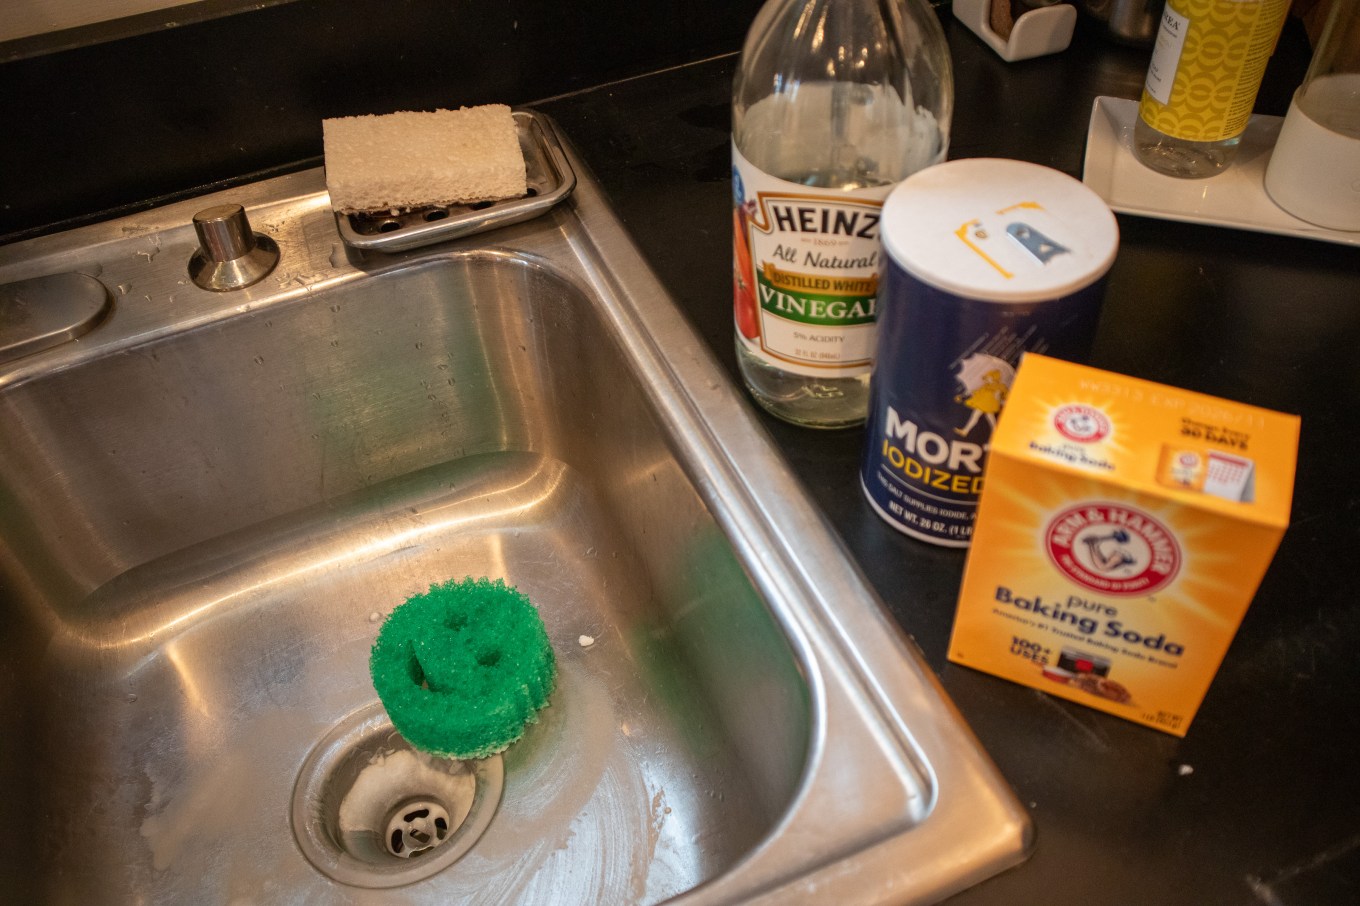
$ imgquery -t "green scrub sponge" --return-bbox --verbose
[370,576,556,760]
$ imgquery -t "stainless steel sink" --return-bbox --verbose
[0,123,1029,904]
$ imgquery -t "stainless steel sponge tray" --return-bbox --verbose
[334,109,576,252]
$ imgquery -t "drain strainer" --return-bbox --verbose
[385,799,452,858]
[291,701,504,888]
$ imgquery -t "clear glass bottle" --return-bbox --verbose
[1134,0,1290,179]
[731,0,952,428]
[1264,0,1360,230]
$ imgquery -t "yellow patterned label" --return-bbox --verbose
[1138,0,1289,142]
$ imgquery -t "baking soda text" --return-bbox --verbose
[994,586,1185,655]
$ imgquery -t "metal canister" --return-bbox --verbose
[860,158,1118,546]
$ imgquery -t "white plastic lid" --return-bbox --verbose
[880,158,1119,303]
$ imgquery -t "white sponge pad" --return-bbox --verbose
[323,105,527,214]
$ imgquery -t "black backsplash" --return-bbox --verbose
[0,0,765,242]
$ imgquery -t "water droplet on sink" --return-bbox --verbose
[117,283,132,295]
[126,693,138,703]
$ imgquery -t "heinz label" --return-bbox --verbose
[732,144,891,377]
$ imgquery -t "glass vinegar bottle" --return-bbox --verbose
[731,0,952,428]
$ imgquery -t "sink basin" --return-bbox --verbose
[0,122,1029,904]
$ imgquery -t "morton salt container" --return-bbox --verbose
[860,158,1118,546]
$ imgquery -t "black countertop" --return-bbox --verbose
[534,16,1360,906]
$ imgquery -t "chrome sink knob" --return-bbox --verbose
[188,203,280,291]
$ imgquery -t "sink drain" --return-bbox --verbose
[291,701,504,888]
[385,799,451,858]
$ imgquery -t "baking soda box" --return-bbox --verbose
[949,354,1299,736]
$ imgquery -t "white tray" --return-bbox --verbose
[1081,96,1360,247]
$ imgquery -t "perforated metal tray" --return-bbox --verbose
[334,110,576,252]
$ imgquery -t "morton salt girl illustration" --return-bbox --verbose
[861,159,1119,545]
[953,358,1013,437]
[731,0,952,428]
